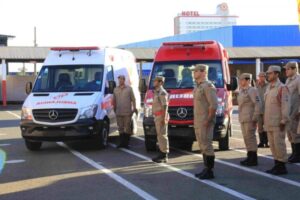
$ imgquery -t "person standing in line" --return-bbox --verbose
[256,72,269,148]
[284,62,300,163]
[192,64,218,179]
[264,65,290,175]
[238,73,262,166]
[113,75,137,148]
[151,76,170,163]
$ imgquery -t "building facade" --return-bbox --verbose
[174,3,238,35]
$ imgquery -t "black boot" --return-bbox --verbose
[199,156,215,179]
[248,151,258,166]
[241,151,257,166]
[122,134,130,149]
[258,132,264,148]
[152,151,168,163]
[289,143,300,163]
[117,134,125,148]
[262,132,269,148]
[266,160,281,174]
[270,161,288,175]
[240,152,250,166]
[195,154,207,178]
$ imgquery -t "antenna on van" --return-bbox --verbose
[87,50,92,56]
[72,51,75,61]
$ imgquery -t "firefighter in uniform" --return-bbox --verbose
[192,64,218,179]
[264,65,290,175]
[284,61,300,163]
[256,72,269,148]
[152,76,169,163]
[113,75,137,148]
[238,73,262,166]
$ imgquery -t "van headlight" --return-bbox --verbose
[144,104,153,117]
[21,107,33,120]
[79,104,98,119]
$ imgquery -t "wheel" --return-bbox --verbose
[219,124,230,151]
[25,140,42,151]
[145,136,157,151]
[96,120,109,149]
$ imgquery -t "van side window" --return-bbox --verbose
[105,66,114,94]
[106,66,114,81]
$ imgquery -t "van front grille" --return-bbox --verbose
[32,109,78,122]
[168,106,193,121]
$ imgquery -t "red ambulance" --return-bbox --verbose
[142,41,237,151]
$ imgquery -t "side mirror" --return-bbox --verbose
[226,77,238,91]
[25,82,32,94]
[139,78,147,93]
[108,81,116,94]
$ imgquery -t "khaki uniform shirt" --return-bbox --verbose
[256,82,268,114]
[285,74,300,120]
[264,79,290,130]
[113,85,136,116]
[193,79,218,128]
[152,86,169,117]
[237,86,262,123]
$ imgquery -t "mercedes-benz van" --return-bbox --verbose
[20,47,140,151]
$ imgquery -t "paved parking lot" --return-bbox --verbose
[0,105,300,200]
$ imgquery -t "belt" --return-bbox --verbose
[154,110,164,116]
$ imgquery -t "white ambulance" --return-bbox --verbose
[20,47,140,151]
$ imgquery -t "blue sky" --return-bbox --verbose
[0,0,298,47]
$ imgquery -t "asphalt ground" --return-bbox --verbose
[0,105,300,200]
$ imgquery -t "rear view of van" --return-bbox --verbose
[20,47,140,151]
[143,41,237,151]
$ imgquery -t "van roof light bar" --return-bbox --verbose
[51,46,99,51]
[162,41,215,46]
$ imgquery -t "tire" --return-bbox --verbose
[96,120,109,149]
[179,141,194,151]
[145,136,157,151]
[25,140,42,151]
[219,124,230,151]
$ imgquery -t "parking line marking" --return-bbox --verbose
[134,136,300,189]
[0,144,11,147]
[231,148,300,167]
[5,111,21,119]
[109,143,255,200]
[230,137,292,151]
[6,160,25,164]
[177,148,300,188]
[57,142,157,200]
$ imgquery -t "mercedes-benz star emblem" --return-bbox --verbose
[48,110,59,120]
[177,107,188,119]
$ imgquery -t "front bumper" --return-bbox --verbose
[20,118,103,141]
[143,116,229,141]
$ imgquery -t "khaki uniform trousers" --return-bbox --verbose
[154,115,169,153]
[257,115,264,133]
[194,122,215,156]
[267,127,288,162]
[116,115,132,135]
[241,122,258,152]
[287,119,300,143]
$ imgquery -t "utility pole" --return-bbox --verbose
[33,26,37,76]
[34,26,37,47]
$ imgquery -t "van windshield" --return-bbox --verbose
[149,61,224,89]
[32,65,104,92]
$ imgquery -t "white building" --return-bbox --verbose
[174,3,238,35]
